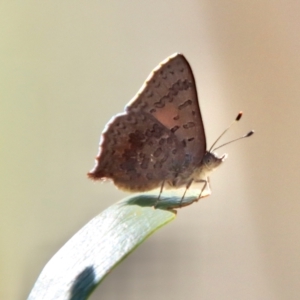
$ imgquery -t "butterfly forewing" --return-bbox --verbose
[126,53,206,166]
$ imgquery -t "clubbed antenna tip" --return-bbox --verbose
[236,111,243,121]
[245,130,254,137]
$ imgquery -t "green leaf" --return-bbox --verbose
[27,192,201,300]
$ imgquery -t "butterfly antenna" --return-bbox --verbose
[209,111,243,152]
[213,130,254,151]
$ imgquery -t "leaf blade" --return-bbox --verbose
[27,194,179,300]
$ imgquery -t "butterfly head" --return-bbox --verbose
[202,151,227,172]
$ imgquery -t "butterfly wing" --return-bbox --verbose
[126,53,206,166]
[88,54,206,191]
[88,111,186,192]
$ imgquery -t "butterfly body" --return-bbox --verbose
[88,53,226,196]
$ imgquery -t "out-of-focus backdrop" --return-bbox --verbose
[1,1,300,299]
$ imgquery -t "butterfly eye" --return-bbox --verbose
[206,157,212,165]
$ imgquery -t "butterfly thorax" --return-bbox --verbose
[165,151,227,189]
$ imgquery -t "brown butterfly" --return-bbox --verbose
[88,53,253,204]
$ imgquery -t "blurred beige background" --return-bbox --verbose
[1,1,300,299]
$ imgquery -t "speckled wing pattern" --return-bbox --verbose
[88,54,206,192]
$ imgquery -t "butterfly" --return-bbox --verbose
[88,53,253,205]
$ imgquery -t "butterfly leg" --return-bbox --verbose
[195,177,211,200]
[179,179,193,207]
[154,181,165,208]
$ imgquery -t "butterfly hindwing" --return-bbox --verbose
[88,111,186,191]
